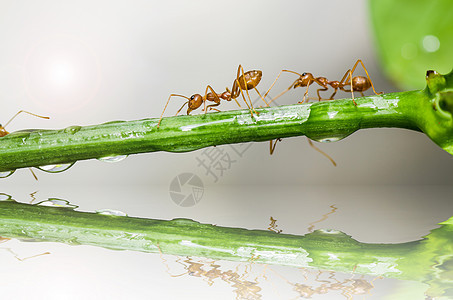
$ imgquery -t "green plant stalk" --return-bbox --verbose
[0,199,452,298]
[0,70,452,172]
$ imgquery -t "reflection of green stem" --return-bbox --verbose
[0,70,452,172]
[0,200,452,298]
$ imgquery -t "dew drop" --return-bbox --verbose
[317,137,342,143]
[0,193,13,201]
[308,134,347,143]
[64,125,82,134]
[97,155,128,163]
[36,198,78,209]
[96,209,128,216]
[170,218,199,225]
[0,170,15,178]
[319,229,341,234]
[37,162,75,173]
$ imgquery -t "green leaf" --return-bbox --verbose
[369,0,453,89]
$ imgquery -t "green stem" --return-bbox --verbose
[0,199,451,298]
[0,70,452,172]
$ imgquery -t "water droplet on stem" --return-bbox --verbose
[0,170,15,178]
[36,198,78,209]
[96,209,127,216]
[37,163,75,173]
[64,125,82,134]
[97,155,128,163]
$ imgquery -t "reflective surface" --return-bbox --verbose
[1,184,452,299]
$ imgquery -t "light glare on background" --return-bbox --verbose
[23,35,101,113]
[48,60,75,88]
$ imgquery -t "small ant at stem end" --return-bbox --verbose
[0,110,50,180]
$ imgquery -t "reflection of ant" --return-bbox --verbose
[264,59,382,106]
[308,204,338,233]
[291,270,378,299]
[0,237,50,261]
[160,255,263,298]
[268,216,282,234]
[157,65,269,128]
[0,110,50,180]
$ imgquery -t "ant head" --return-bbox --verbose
[294,72,314,88]
[188,94,203,110]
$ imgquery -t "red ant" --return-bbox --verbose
[157,65,269,128]
[264,59,382,106]
[0,110,50,180]
[264,60,382,165]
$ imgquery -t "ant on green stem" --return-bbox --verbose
[264,60,381,165]
[264,59,382,106]
[157,65,269,128]
[0,110,50,180]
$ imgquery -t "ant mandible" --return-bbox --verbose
[157,65,269,128]
[0,110,50,180]
[264,59,382,106]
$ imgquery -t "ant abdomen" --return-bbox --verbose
[351,76,371,92]
[238,70,262,90]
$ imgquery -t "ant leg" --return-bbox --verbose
[351,59,382,96]
[341,69,357,106]
[253,87,268,108]
[339,68,352,85]
[349,70,357,106]
[263,70,301,106]
[237,65,259,115]
[300,82,312,103]
[269,138,282,155]
[328,88,338,100]
[3,110,50,128]
[158,94,190,128]
[204,85,221,114]
[316,87,328,101]
[226,87,242,108]
[207,106,221,112]
[269,81,296,106]
[29,168,38,181]
[175,101,189,115]
[232,82,253,114]
[307,138,337,166]
[236,81,258,116]
[230,67,254,115]
[234,77,258,117]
